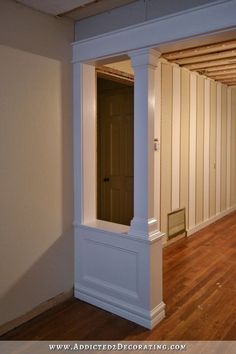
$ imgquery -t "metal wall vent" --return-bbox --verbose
[168,208,186,240]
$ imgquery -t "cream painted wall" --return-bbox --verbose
[0,0,74,327]
[231,88,236,206]
[159,62,236,236]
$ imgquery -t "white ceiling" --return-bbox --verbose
[17,0,95,15]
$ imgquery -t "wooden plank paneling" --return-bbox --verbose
[204,79,210,220]
[171,66,181,211]
[221,85,227,211]
[160,63,173,234]
[209,81,217,217]
[180,69,190,227]
[196,76,204,225]
[189,73,197,229]
[231,89,236,206]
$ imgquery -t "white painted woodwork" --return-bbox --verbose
[227,87,232,209]
[171,65,181,211]
[73,62,96,225]
[128,48,162,239]
[189,73,197,229]
[204,79,210,220]
[154,62,162,223]
[74,50,165,329]
[216,83,222,214]
[72,1,236,63]
[73,0,236,330]
[75,225,165,328]
[187,205,236,236]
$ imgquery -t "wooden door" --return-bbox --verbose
[97,79,134,225]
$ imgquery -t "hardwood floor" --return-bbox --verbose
[1,212,236,341]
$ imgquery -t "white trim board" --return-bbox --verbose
[75,285,165,329]
[73,0,236,62]
[187,205,236,236]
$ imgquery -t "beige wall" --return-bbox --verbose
[231,88,236,206]
[0,0,74,327]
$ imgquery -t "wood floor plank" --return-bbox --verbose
[1,212,236,341]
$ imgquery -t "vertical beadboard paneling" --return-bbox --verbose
[159,63,235,237]
[209,81,217,217]
[231,88,236,206]
[226,87,232,209]
[171,66,181,211]
[221,85,227,211]
[160,63,172,234]
[204,79,210,220]
[196,76,204,225]
[216,83,222,214]
[180,69,190,227]
[189,73,197,229]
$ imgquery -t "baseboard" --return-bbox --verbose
[0,288,73,336]
[75,284,165,329]
[187,206,236,237]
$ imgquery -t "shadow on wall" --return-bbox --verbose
[0,0,74,329]
[0,229,74,328]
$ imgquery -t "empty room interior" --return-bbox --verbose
[0,0,236,342]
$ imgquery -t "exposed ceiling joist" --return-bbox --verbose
[184,58,236,70]
[209,72,236,78]
[162,38,236,85]
[175,49,236,65]
[164,39,236,60]
[204,65,236,73]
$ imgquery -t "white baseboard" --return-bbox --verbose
[0,288,73,336]
[75,284,165,329]
[187,206,236,237]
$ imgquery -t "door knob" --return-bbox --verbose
[103,177,110,182]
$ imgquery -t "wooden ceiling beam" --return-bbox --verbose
[163,39,236,60]
[174,49,236,65]
[209,73,236,79]
[204,66,236,74]
[218,79,236,83]
[185,58,236,70]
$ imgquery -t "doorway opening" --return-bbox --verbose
[97,73,134,226]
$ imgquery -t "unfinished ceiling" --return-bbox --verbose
[162,39,236,86]
[16,0,136,18]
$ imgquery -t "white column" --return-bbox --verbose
[154,61,162,223]
[128,48,163,240]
